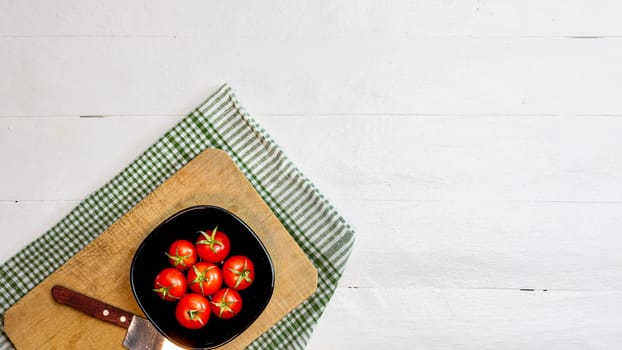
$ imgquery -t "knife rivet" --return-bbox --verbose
[102,309,109,316]
[120,316,127,323]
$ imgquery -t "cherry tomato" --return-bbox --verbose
[153,268,187,301]
[196,226,231,263]
[165,240,197,270]
[175,293,210,329]
[187,262,222,296]
[210,288,243,319]
[222,256,255,291]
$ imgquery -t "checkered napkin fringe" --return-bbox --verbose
[0,84,355,349]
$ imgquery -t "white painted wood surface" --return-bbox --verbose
[2,1,621,349]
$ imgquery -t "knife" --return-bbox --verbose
[51,285,184,350]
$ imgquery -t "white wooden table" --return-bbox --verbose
[2,1,621,349]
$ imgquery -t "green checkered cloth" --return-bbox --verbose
[0,84,355,349]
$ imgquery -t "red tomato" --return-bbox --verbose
[196,226,231,263]
[175,294,210,329]
[152,268,187,301]
[165,240,197,270]
[187,262,222,296]
[222,256,255,291]
[210,288,242,319]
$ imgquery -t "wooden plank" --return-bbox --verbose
[306,287,622,349]
[2,115,622,203]
[2,37,622,116]
[1,0,621,37]
[252,115,622,202]
[338,199,622,290]
[3,149,317,349]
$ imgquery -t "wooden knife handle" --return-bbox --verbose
[51,285,134,329]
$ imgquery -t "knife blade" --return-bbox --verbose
[51,285,184,350]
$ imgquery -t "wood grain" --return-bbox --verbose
[2,1,622,349]
[3,149,317,349]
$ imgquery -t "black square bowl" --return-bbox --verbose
[130,205,275,349]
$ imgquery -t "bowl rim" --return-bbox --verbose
[129,204,275,349]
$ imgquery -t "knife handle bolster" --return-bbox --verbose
[52,285,134,329]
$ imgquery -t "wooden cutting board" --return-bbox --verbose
[4,148,317,349]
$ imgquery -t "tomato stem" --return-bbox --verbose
[190,264,217,295]
[196,226,225,253]
[187,309,205,326]
[228,258,253,289]
[165,246,192,268]
[211,289,236,318]
[152,282,181,300]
